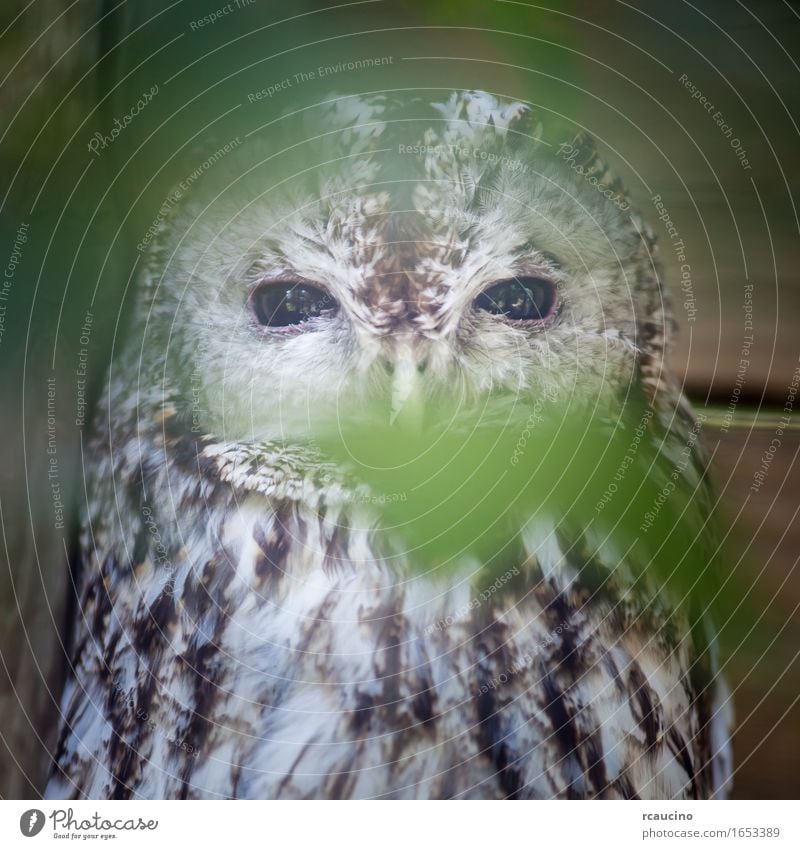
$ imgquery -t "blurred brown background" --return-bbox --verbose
[0,0,797,799]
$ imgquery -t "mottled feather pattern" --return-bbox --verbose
[47,91,732,799]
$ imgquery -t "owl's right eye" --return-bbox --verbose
[250,281,336,327]
[474,276,557,322]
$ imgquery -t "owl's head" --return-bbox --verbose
[142,91,669,444]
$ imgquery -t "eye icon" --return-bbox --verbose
[19,809,45,837]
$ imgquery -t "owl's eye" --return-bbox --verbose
[475,276,557,322]
[250,281,335,327]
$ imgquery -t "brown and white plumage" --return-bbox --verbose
[46,91,732,799]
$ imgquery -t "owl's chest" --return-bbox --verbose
[64,422,715,799]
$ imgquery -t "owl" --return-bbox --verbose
[46,91,732,800]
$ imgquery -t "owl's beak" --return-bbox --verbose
[389,352,425,431]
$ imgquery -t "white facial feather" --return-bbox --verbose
[144,92,654,443]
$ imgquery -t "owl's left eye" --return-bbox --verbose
[474,276,557,322]
[250,281,336,327]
